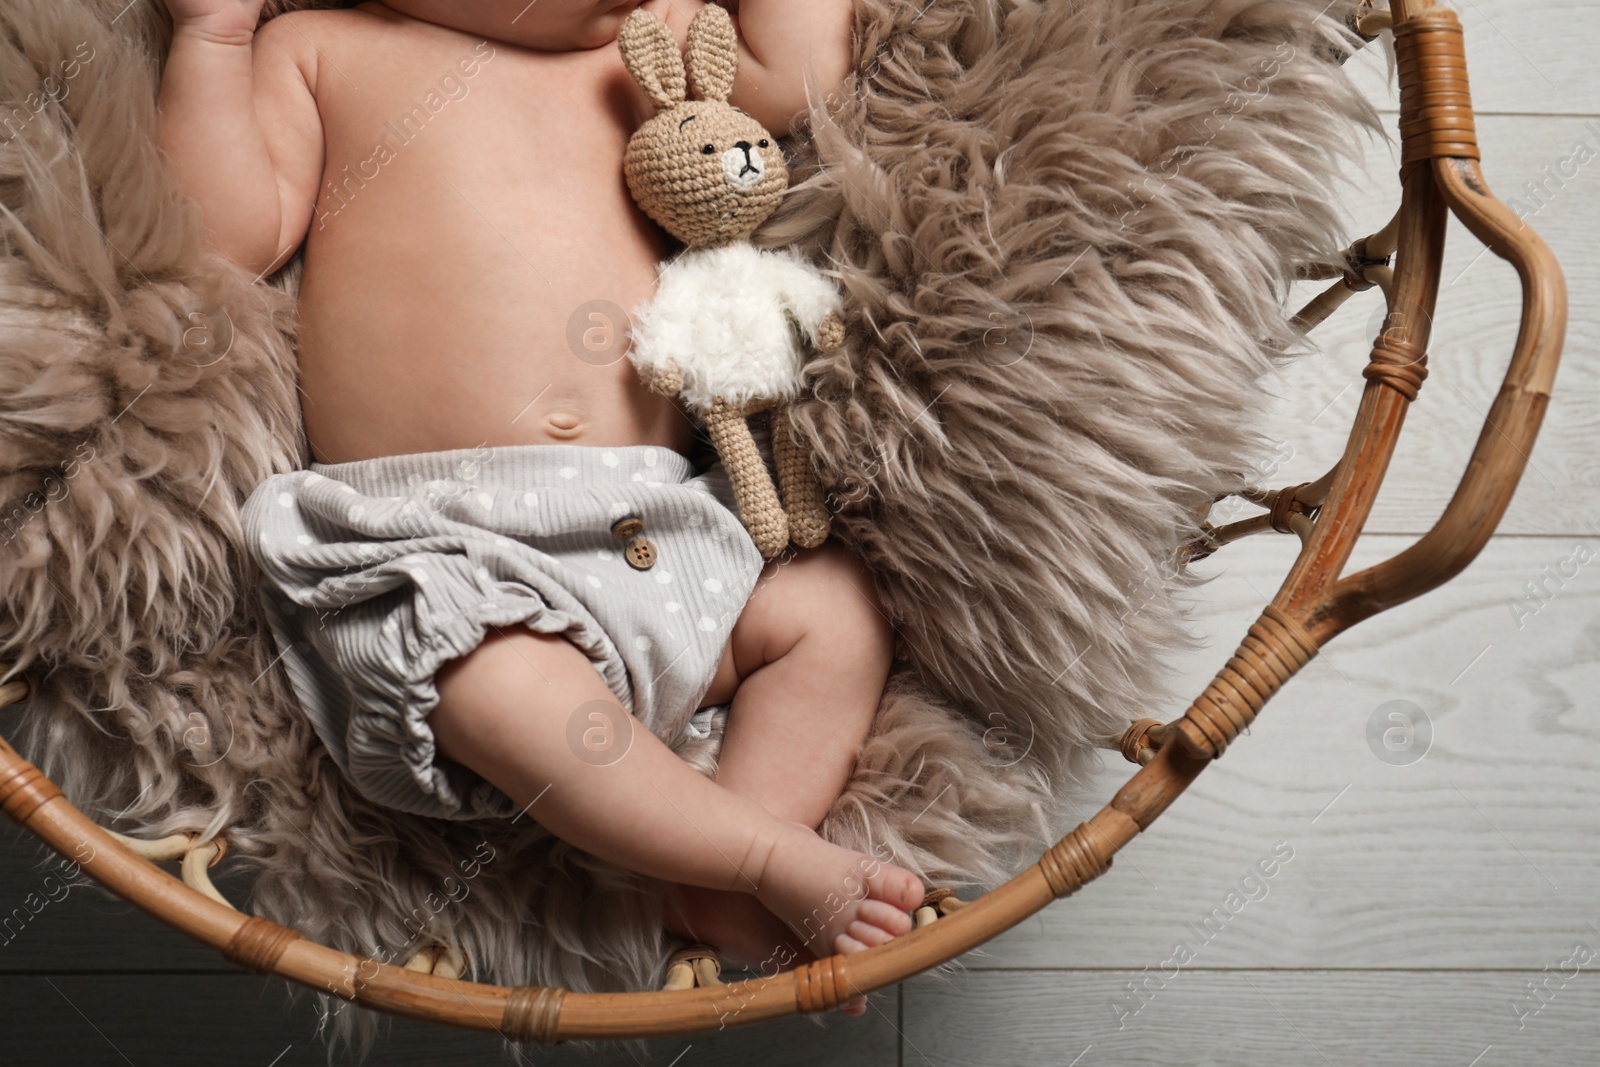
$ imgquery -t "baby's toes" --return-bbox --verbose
[866,865,925,912]
[834,931,870,954]
[856,897,913,937]
[846,918,895,947]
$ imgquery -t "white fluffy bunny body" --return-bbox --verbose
[628,243,842,413]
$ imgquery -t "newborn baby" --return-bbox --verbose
[156,0,921,1010]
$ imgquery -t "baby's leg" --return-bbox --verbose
[713,542,894,832]
[665,543,900,1002]
[426,627,923,975]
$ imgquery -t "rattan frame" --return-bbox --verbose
[0,0,1566,1044]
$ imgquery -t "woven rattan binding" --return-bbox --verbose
[223,916,302,975]
[503,986,566,1045]
[1396,8,1480,170]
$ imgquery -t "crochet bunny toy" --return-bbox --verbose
[618,4,840,561]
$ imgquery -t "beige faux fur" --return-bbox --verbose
[0,0,1374,1059]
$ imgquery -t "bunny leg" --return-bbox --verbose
[815,309,846,352]
[705,399,788,560]
[772,405,831,549]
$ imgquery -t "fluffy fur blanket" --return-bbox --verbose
[0,0,1373,1056]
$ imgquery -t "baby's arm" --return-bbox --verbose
[156,2,323,276]
[724,0,856,134]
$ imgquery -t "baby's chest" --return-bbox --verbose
[322,61,624,173]
[306,35,666,273]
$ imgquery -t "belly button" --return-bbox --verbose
[544,410,587,439]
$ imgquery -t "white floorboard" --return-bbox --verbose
[902,968,1600,1067]
[1346,1,1599,117]
[973,534,1600,970]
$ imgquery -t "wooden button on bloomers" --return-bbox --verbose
[625,538,658,569]
[611,515,657,570]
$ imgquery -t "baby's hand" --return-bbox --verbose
[162,0,266,43]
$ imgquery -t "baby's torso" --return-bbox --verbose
[287,2,692,464]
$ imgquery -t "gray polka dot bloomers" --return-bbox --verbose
[241,444,765,821]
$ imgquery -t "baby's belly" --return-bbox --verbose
[294,261,693,465]
[290,38,689,465]
[295,239,691,464]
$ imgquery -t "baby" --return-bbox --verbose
[156,0,923,1012]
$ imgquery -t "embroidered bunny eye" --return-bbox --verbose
[702,144,715,154]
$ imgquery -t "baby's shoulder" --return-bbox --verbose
[254,4,387,60]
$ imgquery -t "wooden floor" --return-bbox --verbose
[4,2,1596,1062]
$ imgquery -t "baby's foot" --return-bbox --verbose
[748,821,924,1006]
[664,882,874,1016]
[664,883,807,972]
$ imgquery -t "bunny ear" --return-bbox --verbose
[619,9,686,110]
[685,4,738,103]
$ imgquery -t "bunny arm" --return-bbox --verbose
[638,359,682,398]
[761,248,845,353]
[812,310,845,353]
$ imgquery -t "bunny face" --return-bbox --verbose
[623,102,788,247]
[619,5,789,248]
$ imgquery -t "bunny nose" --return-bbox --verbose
[722,142,765,192]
